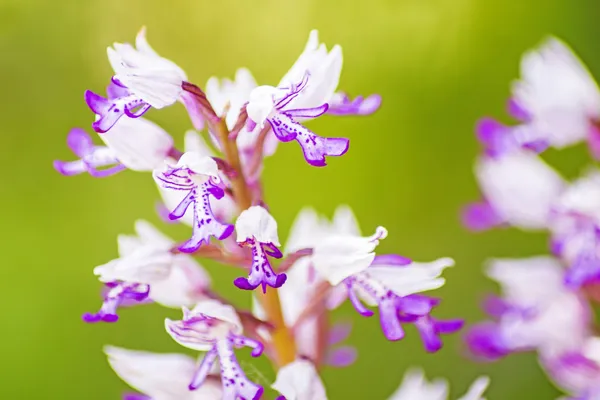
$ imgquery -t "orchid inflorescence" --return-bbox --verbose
[462,37,600,399]
[56,28,489,399]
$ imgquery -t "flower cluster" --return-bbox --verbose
[463,37,600,399]
[56,28,482,399]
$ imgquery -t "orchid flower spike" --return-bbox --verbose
[105,346,222,399]
[234,206,287,292]
[153,152,234,253]
[85,27,187,133]
[83,220,211,323]
[165,300,265,400]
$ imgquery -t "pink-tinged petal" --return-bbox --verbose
[180,91,205,131]
[461,200,506,231]
[328,93,382,116]
[506,97,531,122]
[53,160,87,176]
[464,322,510,361]
[588,124,600,160]
[328,322,353,345]
[326,346,357,367]
[66,128,94,157]
[107,78,131,99]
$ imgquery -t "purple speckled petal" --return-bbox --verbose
[82,282,150,324]
[189,347,218,390]
[230,334,264,357]
[158,178,233,253]
[217,339,264,400]
[85,90,125,133]
[169,190,195,220]
[124,103,151,118]
[326,346,357,367]
[461,199,505,231]
[269,114,349,166]
[464,322,510,361]
[234,241,287,293]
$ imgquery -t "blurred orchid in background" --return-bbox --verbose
[463,36,600,400]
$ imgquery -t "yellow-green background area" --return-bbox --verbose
[2,0,599,398]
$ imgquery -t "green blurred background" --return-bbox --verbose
[2,0,599,398]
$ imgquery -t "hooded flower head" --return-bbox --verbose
[462,151,565,231]
[83,220,211,322]
[154,152,234,253]
[86,28,187,132]
[465,256,591,360]
[246,74,349,167]
[165,300,264,399]
[157,130,236,226]
[277,30,342,111]
[512,37,600,151]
